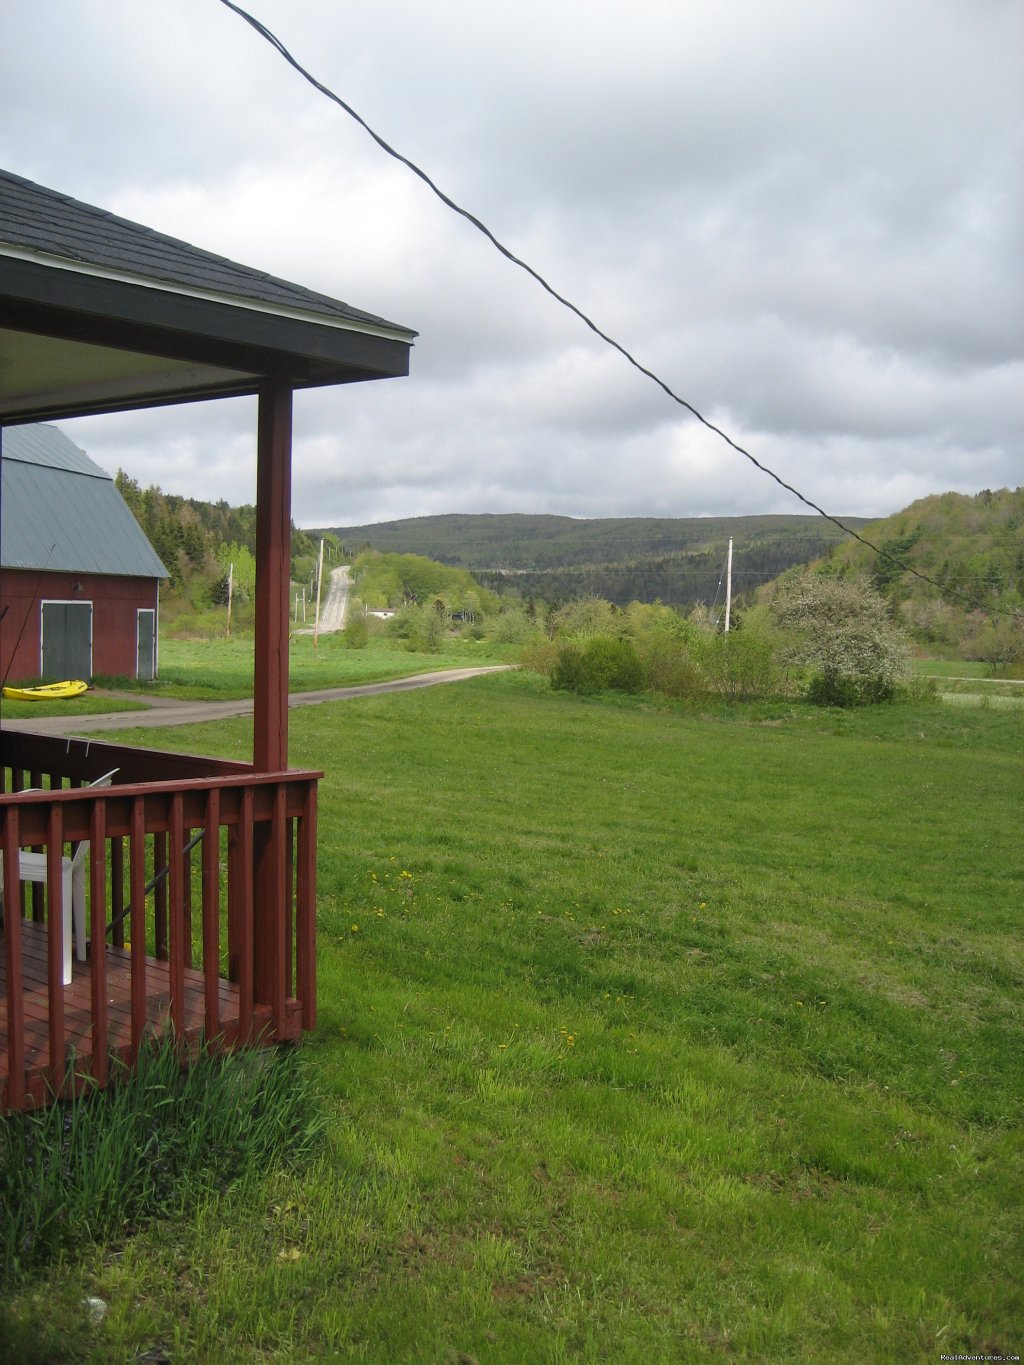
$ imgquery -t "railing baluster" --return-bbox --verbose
[153,830,168,960]
[237,787,254,1042]
[45,802,66,1097]
[111,837,125,948]
[183,832,194,971]
[169,794,185,1039]
[89,796,109,1093]
[2,806,26,1110]
[285,814,294,1001]
[202,788,221,1040]
[129,797,147,1061]
[296,781,317,1032]
[254,784,288,1034]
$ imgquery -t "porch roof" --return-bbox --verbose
[0,168,417,425]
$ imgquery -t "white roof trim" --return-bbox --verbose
[0,242,416,344]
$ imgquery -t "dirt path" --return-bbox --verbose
[2,666,512,736]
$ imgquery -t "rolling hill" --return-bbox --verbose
[325,512,871,609]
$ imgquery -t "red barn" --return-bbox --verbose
[0,423,166,684]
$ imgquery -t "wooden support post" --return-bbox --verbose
[253,381,293,775]
[253,383,293,1029]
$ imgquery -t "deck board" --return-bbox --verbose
[1,918,273,1109]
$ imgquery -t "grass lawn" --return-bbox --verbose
[0,692,151,723]
[125,633,513,700]
[911,658,992,679]
[3,676,1022,1362]
[0,635,511,720]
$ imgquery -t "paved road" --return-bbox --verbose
[2,666,512,736]
[295,564,350,635]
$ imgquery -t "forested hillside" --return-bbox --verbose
[114,472,331,634]
[829,488,1023,611]
[326,512,869,609]
[352,551,498,614]
[766,486,1023,659]
[117,471,1022,663]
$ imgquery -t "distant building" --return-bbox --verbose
[0,423,167,682]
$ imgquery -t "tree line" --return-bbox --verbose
[114,470,326,600]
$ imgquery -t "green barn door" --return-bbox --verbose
[137,608,156,681]
[41,601,93,680]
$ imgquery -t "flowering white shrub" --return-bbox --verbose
[772,575,909,705]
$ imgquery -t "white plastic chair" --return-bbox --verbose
[2,770,119,985]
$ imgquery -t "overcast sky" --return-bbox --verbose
[3,0,1021,528]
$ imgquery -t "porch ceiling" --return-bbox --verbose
[0,258,415,425]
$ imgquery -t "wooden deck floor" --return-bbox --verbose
[1,919,271,1110]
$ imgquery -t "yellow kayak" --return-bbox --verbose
[3,680,89,701]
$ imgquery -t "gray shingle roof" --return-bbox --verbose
[1,424,168,578]
[0,169,414,336]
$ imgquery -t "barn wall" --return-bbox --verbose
[0,568,159,683]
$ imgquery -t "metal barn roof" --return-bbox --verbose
[1,424,168,578]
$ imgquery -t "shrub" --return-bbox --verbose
[519,636,560,676]
[388,602,446,652]
[772,575,909,706]
[637,637,707,702]
[695,625,785,703]
[806,670,891,707]
[342,616,370,649]
[490,607,541,646]
[550,642,587,692]
[550,596,620,639]
[551,635,644,695]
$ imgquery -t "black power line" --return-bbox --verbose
[216,0,990,607]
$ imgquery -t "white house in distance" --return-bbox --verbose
[0,423,167,683]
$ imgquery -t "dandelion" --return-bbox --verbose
[350,924,360,934]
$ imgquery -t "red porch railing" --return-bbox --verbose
[0,732,319,1112]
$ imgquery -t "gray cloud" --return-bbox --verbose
[3,0,1021,529]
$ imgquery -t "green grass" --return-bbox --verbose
[0,635,509,718]
[4,676,1021,1361]
[0,692,150,722]
[909,658,1024,706]
[115,633,512,701]
[0,1040,320,1283]
[911,658,991,679]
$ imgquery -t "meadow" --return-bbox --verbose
[0,634,511,718]
[2,671,1021,1362]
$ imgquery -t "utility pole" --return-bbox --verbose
[313,537,325,648]
[724,538,733,633]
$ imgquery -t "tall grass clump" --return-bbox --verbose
[0,1038,323,1287]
